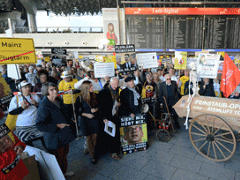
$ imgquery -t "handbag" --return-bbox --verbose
[5,96,19,131]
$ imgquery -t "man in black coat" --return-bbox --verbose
[97,77,121,160]
[119,76,141,118]
[158,74,180,129]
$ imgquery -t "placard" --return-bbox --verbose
[51,48,67,55]
[187,57,197,69]
[94,62,115,78]
[136,53,158,69]
[197,53,220,79]
[120,114,148,154]
[24,146,65,180]
[0,38,36,64]
[174,51,187,70]
[115,44,135,53]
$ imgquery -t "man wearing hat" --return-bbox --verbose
[119,76,141,118]
[58,71,80,133]
[8,80,43,143]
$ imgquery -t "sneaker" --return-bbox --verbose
[64,171,74,177]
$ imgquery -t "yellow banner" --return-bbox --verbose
[0,38,36,64]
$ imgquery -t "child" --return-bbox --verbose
[106,23,118,50]
[0,124,28,180]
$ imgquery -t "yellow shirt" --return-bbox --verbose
[180,76,189,96]
[58,79,80,104]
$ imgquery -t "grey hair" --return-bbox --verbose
[41,82,58,96]
[110,77,119,83]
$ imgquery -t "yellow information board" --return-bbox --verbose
[0,38,36,64]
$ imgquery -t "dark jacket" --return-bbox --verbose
[199,79,215,97]
[98,86,119,121]
[36,96,75,150]
[158,81,180,107]
[119,87,141,116]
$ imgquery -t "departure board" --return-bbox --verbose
[126,15,165,49]
[126,14,240,49]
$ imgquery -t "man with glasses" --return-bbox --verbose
[158,74,180,129]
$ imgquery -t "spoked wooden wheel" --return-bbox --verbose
[189,114,236,162]
[156,129,172,142]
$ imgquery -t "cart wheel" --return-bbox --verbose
[189,114,236,162]
[156,129,171,142]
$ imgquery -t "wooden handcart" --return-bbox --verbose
[174,95,240,162]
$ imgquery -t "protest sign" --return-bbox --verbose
[187,57,197,69]
[94,62,115,78]
[115,44,135,53]
[197,53,220,79]
[120,114,148,154]
[136,53,158,69]
[24,146,65,180]
[174,51,187,70]
[0,38,36,64]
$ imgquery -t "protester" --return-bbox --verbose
[0,124,28,180]
[33,70,49,93]
[178,70,189,96]
[199,78,215,97]
[80,80,99,164]
[8,80,43,143]
[119,76,141,118]
[25,66,37,86]
[158,74,180,129]
[58,71,80,129]
[97,77,121,160]
[36,83,75,176]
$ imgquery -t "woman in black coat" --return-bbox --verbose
[199,78,215,97]
[79,80,99,164]
[36,82,75,176]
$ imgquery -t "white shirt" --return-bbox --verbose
[8,94,40,126]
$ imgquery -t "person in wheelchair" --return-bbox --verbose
[158,74,181,129]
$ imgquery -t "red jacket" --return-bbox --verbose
[0,134,28,180]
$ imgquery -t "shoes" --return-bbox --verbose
[84,148,89,155]
[64,171,74,177]
[91,158,97,164]
[111,153,121,160]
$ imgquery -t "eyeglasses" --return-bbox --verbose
[166,78,171,80]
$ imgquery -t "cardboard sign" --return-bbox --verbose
[0,38,36,64]
[174,51,187,70]
[94,62,115,78]
[197,53,220,79]
[136,53,158,69]
[24,146,65,180]
[120,114,148,154]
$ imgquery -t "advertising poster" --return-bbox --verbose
[103,8,120,51]
[120,114,148,154]
[136,53,158,69]
[197,53,220,79]
[174,51,187,70]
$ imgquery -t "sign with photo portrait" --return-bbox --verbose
[120,114,148,154]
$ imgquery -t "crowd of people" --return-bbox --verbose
[0,56,239,177]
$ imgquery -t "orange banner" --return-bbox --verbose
[125,8,240,15]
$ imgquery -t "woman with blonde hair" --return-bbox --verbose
[80,80,99,164]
